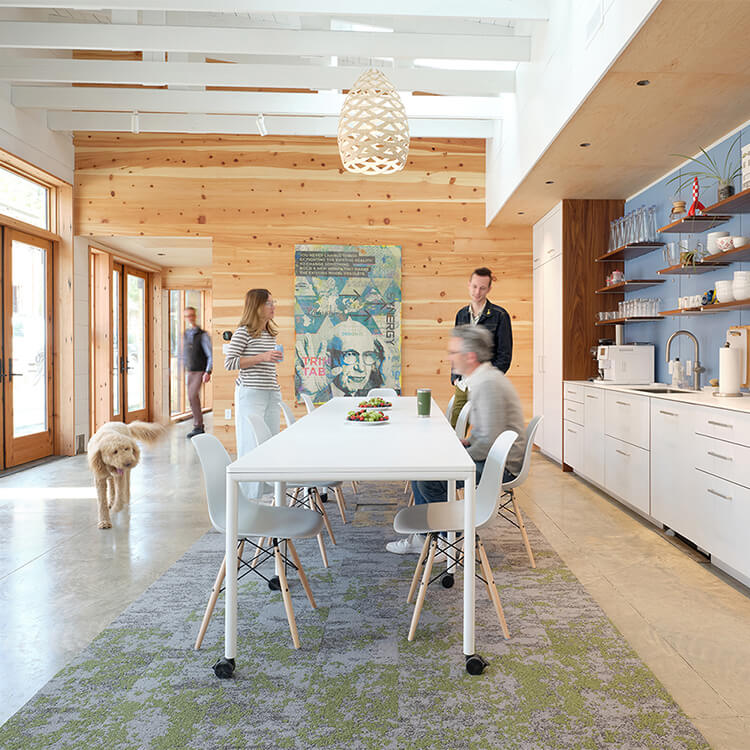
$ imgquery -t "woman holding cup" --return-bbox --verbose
[224,288,283,476]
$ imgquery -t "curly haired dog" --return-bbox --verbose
[87,421,166,529]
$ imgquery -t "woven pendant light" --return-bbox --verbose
[337,69,410,175]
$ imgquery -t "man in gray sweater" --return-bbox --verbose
[386,325,526,554]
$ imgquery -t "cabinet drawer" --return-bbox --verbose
[563,399,584,426]
[694,406,750,448]
[605,390,650,450]
[605,435,650,515]
[563,383,584,404]
[694,469,750,578]
[563,420,582,470]
[694,433,750,489]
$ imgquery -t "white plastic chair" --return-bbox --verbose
[393,430,518,642]
[191,433,323,650]
[277,401,349,524]
[246,415,337,565]
[300,393,315,415]
[367,387,398,398]
[498,416,543,568]
[444,394,455,420]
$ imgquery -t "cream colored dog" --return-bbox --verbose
[87,421,166,529]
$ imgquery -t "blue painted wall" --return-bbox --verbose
[623,124,749,384]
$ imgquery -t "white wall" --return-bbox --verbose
[486,0,662,225]
[0,83,74,183]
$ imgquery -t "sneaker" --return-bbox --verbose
[186,426,205,439]
[386,534,424,554]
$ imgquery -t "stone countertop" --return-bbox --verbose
[565,380,750,414]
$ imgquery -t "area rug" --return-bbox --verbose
[0,483,708,750]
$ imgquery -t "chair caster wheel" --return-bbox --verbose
[319,492,328,503]
[465,654,488,675]
[213,657,235,679]
[268,575,281,591]
[441,573,455,589]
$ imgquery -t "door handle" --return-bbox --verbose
[8,358,23,381]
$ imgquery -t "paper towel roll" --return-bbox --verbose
[719,345,742,395]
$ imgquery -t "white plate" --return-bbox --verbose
[346,418,390,425]
[358,404,392,410]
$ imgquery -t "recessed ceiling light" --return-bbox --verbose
[636,79,650,86]
[157,252,166,256]
[517,211,525,215]
[545,180,554,184]
[579,142,591,148]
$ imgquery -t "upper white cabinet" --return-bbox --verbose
[533,203,563,462]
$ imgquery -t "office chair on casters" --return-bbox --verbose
[393,430,519,644]
[497,416,542,568]
[191,434,323,651]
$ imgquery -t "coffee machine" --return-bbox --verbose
[596,344,654,384]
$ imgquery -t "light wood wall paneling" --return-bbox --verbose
[90,249,112,433]
[161,266,212,289]
[74,134,532,452]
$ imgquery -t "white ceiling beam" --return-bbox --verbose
[0,21,531,61]
[0,58,515,96]
[46,110,496,137]
[0,1,550,21]
[12,85,504,118]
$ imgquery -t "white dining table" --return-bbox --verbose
[219,396,479,676]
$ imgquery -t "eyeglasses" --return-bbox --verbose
[341,350,378,366]
[264,299,276,307]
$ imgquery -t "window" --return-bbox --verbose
[0,165,50,230]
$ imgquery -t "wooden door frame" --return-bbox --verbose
[121,264,150,423]
[2,228,55,467]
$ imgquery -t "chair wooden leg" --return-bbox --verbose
[312,488,336,545]
[408,535,437,642]
[237,539,246,566]
[407,535,431,603]
[250,537,265,569]
[289,487,300,507]
[333,486,348,524]
[403,480,410,494]
[477,537,510,639]
[286,539,316,609]
[351,480,359,494]
[274,541,300,649]
[194,555,227,650]
[407,487,415,507]
[316,532,329,568]
[511,493,536,568]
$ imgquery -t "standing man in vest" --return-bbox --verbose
[182,306,212,439]
[450,267,513,423]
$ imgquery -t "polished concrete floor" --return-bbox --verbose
[1,421,749,748]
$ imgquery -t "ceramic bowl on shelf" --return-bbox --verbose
[732,281,750,301]
[717,236,735,252]
[707,231,730,253]
[734,270,750,280]
[715,280,735,303]
[732,236,749,248]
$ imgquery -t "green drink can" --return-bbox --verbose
[416,388,432,417]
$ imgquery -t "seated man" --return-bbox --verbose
[386,325,526,554]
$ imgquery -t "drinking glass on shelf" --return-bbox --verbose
[647,206,657,242]
[608,221,616,253]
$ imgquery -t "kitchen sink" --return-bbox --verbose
[628,387,692,394]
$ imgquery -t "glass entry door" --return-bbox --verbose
[112,263,149,423]
[2,229,54,467]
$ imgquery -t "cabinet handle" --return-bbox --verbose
[707,420,732,428]
[567,429,576,434]
[616,449,630,457]
[566,407,576,412]
[659,410,677,417]
[586,394,598,399]
[707,451,732,461]
[707,488,732,501]
[547,248,556,255]
[615,400,630,406]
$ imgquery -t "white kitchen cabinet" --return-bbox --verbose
[532,202,563,463]
[693,407,750,447]
[564,383,584,403]
[563,420,583,471]
[694,433,750,490]
[605,390,650,450]
[605,435,650,515]
[582,386,605,486]
[563,399,584,426]
[650,400,706,548]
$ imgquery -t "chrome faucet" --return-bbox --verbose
[665,329,705,390]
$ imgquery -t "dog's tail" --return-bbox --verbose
[128,421,167,444]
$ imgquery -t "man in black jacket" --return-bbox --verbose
[182,306,212,439]
[450,268,512,423]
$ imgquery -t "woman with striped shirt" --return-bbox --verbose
[224,289,282,482]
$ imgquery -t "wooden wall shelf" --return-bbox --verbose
[661,298,750,315]
[595,280,665,294]
[658,263,729,275]
[595,242,665,262]
[699,242,750,264]
[658,214,732,234]
[704,187,750,215]
[595,316,664,326]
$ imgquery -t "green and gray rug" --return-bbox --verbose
[0,484,708,749]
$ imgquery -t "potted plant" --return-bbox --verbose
[667,133,742,202]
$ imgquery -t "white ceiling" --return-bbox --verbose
[92,235,212,266]
[0,1,550,137]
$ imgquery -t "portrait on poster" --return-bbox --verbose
[294,244,402,403]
